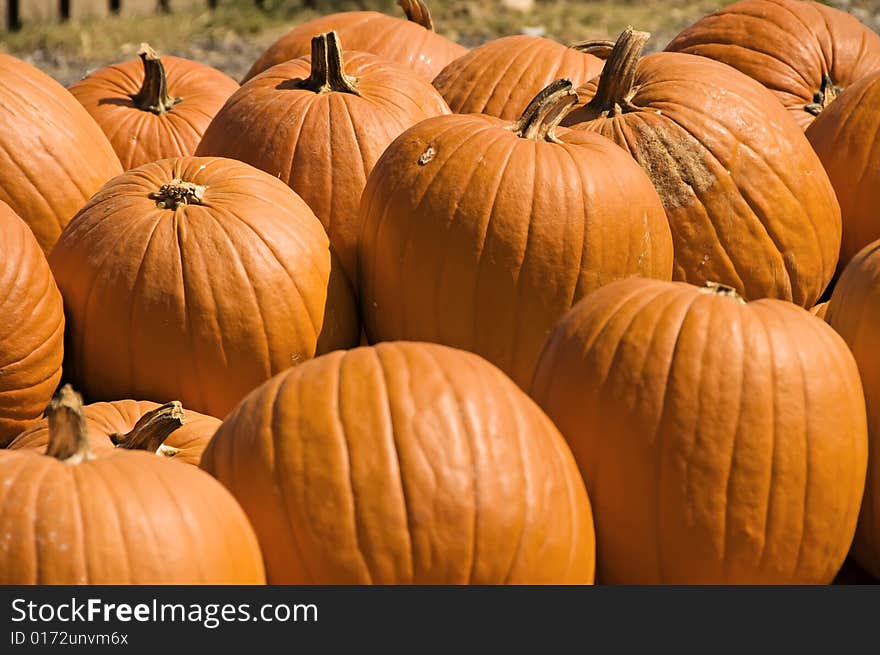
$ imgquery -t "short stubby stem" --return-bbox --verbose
[45,385,95,465]
[586,27,651,118]
[805,73,843,117]
[398,0,435,30]
[570,39,616,60]
[296,31,360,96]
[129,43,182,115]
[150,179,206,210]
[509,78,579,144]
[700,281,747,304]
[110,402,185,455]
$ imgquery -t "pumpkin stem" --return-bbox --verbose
[398,0,434,30]
[110,401,185,455]
[569,39,615,60]
[129,43,182,115]
[700,281,746,304]
[45,385,94,465]
[149,179,206,210]
[804,73,842,117]
[586,27,650,118]
[509,79,578,144]
[297,32,360,96]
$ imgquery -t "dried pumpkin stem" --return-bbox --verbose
[298,32,360,96]
[569,39,616,60]
[398,0,435,30]
[805,73,842,117]
[699,281,746,304]
[149,179,206,210]
[110,401,185,455]
[130,43,181,115]
[45,385,94,465]
[509,78,578,144]
[587,27,650,117]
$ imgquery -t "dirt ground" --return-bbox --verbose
[1,0,879,85]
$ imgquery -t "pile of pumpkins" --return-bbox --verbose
[1,0,880,585]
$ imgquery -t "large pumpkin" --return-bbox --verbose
[359,79,673,389]
[0,201,64,447]
[201,342,595,584]
[531,277,868,584]
[563,28,841,307]
[827,241,880,579]
[0,54,122,252]
[243,0,466,83]
[69,44,239,170]
[432,35,605,121]
[49,156,359,420]
[806,71,880,272]
[198,32,450,283]
[9,399,219,467]
[0,386,265,584]
[666,0,880,129]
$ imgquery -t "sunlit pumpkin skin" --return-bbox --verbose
[0,202,64,447]
[827,241,880,580]
[49,156,359,420]
[666,0,880,129]
[9,399,220,467]
[0,386,265,584]
[201,342,595,584]
[69,45,239,170]
[432,35,605,121]
[198,32,450,283]
[531,277,868,584]
[806,71,880,272]
[243,0,466,83]
[563,29,841,308]
[359,79,673,389]
[0,54,122,253]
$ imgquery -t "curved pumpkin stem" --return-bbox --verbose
[509,78,578,144]
[700,281,747,304]
[398,0,434,31]
[150,179,206,210]
[130,43,182,115]
[297,32,360,96]
[569,39,616,60]
[110,401,185,456]
[45,385,94,465]
[805,73,843,117]
[587,27,650,118]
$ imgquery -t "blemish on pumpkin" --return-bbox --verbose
[627,120,716,210]
[418,145,436,165]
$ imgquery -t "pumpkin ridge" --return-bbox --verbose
[371,346,417,582]
[500,371,530,584]
[334,353,375,583]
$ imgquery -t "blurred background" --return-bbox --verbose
[0,0,877,85]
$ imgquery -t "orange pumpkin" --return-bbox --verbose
[201,342,596,584]
[811,301,829,321]
[49,156,359,420]
[69,44,239,170]
[9,399,219,467]
[0,54,121,252]
[358,79,673,388]
[531,278,868,584]
[243,0,466,83]
[806,71,880,272]
[432,35,605,121]
[666,0,880,129]
[0,201,64,447]
[563,28,841,307]
[198,32,450,283]
[827,241,880,579]
[0,386,265,584]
